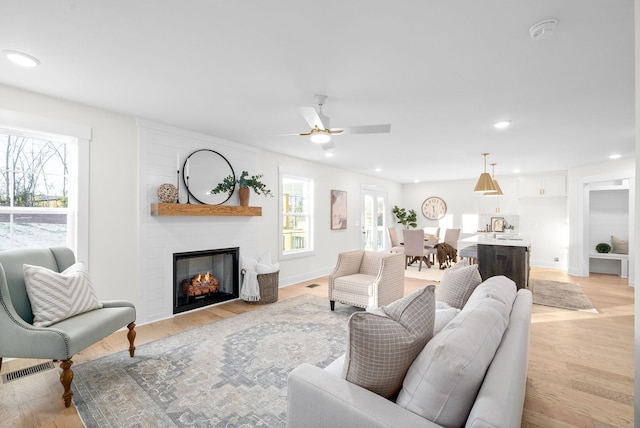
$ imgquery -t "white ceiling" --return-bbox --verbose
[0,0,634,183]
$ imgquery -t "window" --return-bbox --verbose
[281,174,314,257]
[462,214,479,234]
[0,128,78,251]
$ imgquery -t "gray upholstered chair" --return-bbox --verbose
[403,229,431,271]
[328,250,404,310]
[0,247,136,407]
[387,227,405,254]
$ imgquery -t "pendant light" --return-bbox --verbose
[473,153,497,193]
[484,163,504,196]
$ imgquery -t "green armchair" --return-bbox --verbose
[0,247,136,407]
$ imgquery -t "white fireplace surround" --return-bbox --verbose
[138,120,262,325]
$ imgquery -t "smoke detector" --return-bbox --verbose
[529,19,558,40]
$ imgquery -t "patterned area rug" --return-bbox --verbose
[72,295,359,427]
[531,279,598,313]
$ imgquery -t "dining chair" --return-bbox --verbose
[387,227,405,254]
[426,228,461,267]
[402,229,431,271]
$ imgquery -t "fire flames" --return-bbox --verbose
[181,271,219,296]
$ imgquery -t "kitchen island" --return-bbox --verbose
[458,234,531,289]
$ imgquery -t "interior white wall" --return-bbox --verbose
[0,84,139,306]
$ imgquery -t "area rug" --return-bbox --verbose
[403,263,446,282]
[72,295,359,427]
[531,279,598,313]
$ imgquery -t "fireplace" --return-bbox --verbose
[173,247,239,314]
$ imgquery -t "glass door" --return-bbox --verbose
[361,188,388,251]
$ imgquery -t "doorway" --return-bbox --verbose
[361,187,388,251]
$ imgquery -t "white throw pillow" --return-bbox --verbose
[343,285,436,398]
[23,262,103,327]
[241,256,258,272]
[435,263,482,309]
[396,297,511,427]
[256,262,279,274]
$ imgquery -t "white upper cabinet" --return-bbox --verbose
[518,174,566,197]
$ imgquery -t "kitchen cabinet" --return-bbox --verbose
[518,175,566,197]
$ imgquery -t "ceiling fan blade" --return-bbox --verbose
[340,124,391,134]
[299,106,327,130]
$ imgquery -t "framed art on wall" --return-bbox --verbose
[491,217,505,232]
[331,190,347,230]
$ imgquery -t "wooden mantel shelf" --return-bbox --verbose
[151,203,262,217]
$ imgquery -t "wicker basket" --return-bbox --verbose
[242,270,279,304]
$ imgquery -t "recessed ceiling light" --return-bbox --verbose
[512,168,521,174]
[375,168,382,172]
[324,152,335,157]
[494,121,511,129]
[609,154,622,159]
[3,50,40,67]
[414,179,420,183]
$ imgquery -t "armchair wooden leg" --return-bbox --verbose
[59,358,73,408]
[0,357,3,373]
[330,300,335,311]
[127,322,136,357]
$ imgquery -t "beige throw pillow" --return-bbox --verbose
[611,236,629,254]
[435,263,482,309]
[24,262,103,327]
[343,285,436,398]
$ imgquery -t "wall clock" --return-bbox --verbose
[421,196,447,220]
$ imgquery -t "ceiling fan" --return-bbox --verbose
[293,95,391,151]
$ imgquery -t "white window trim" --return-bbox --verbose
[0,109,90,263]
[279,169,315,260]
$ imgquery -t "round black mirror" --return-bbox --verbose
[183,149,235,205]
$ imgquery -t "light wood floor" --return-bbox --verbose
[0,267,633,427]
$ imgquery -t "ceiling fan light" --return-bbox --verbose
[474,172,497,193]
[310,131,331,144]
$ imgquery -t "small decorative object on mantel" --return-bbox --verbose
[211,171,273,206]
[157,183,178,203]
[595,243,611,253]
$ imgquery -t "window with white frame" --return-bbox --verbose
[0,127,79,251]
[281,174,314,257]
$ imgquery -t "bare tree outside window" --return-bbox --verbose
[0,131,70,249]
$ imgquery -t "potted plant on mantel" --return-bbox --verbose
[392,205,418,228]
[211,171,273,206]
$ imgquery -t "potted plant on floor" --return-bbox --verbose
[211,171,273,206]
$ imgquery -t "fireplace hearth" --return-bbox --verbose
[173,247,239,314]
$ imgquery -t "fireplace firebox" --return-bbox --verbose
[173,247,239,314]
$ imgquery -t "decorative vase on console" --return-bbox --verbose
[211,170,273,206]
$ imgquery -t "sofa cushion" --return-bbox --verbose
[396,295,511,427]
[343,285,436,398]
[24,262,103,327]
[611,235,629,254]
[434,301,460,334]
[463,275,517,311]
[435,262,482,309]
